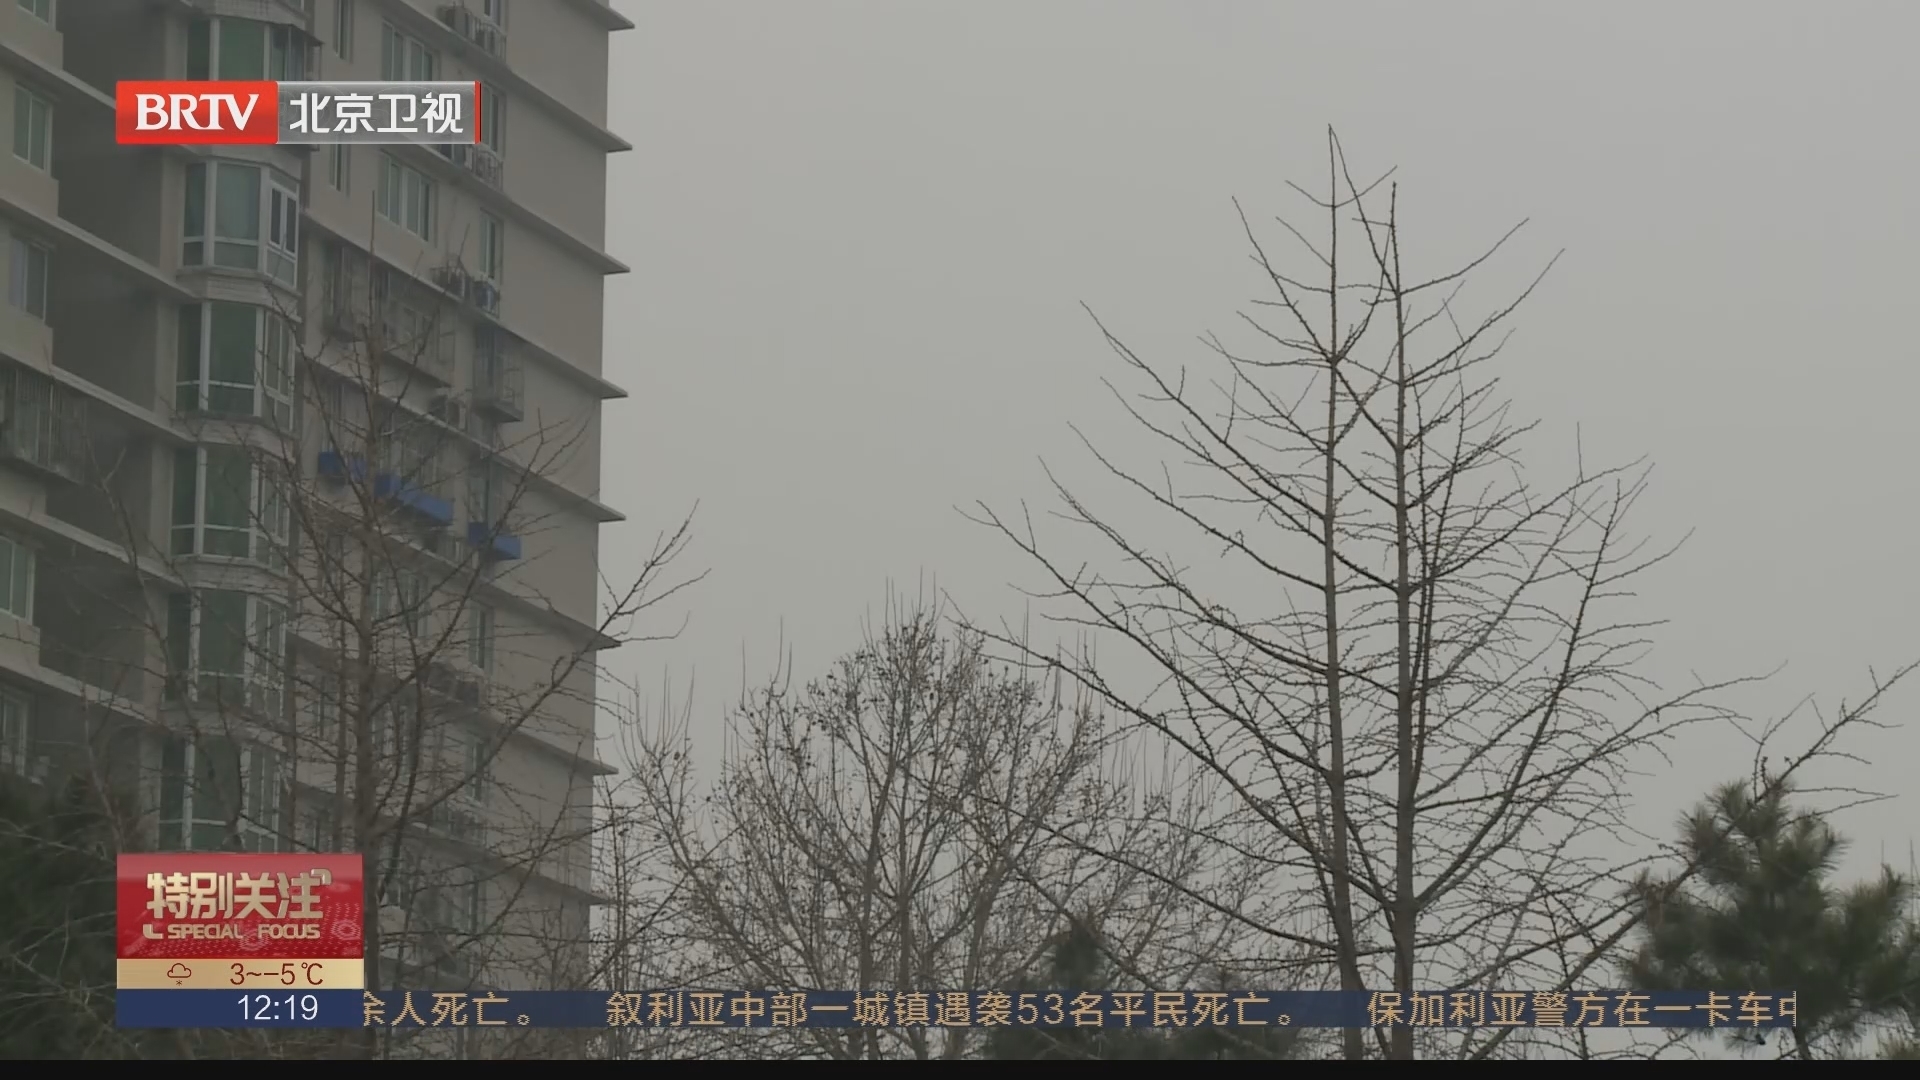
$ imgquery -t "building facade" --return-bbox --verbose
[0,0,631,997]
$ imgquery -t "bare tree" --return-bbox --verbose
[966,131,1915,1060]
[25,217,700,1059]
[624,589,1226,1060]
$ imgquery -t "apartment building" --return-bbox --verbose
[0,0,632,994]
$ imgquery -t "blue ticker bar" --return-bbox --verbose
[117,988,1798,1030]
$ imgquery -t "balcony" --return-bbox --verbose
[465,521,521,561]
[428,264,502,319]
[0,370,87,484]
[326,285,456,385]
[471,347,523,421]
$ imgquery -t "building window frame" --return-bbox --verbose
[175,301,295,426]
[380,22,436,81]
[11,82,52,172]
[182,161,300,286]
[18,1,54,25]
[158,734,285,852]
[327,142,349,192]
[478,83,504,154]
[0,532,35,622]
[165,589,288,715]
[375,153,434,241]
[466,605,493,673]
[477,212,502,285]
[187,17,311,82]
[0,689,28,778]
[332,0,354,61]
[6,235,49,321]
[170,444,290,567]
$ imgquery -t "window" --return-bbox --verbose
[175,302,294,425]
[467,461,506,526]
[181,162,299,285]
[476,213,503,285]
[332,0,354,60]
[376,154,434,240]
[463,729,489,802]
[479,0,506,27]
[380,23,436,81]
[11,84,51,171]
[7,236,49,320]
[187,18,309,81]
[165,589,287,714]
[459,880,482,935]
[327,142,349,192]
[0,690,27,778]
[0,534,34,621]
[267,183,299,282]
[466,605,493,673]
[299,803,338,852]
[158,735,284,851]
[372,566,433,642]
[18,1,52,24]
[478,84,504,154]
[171,445,291,566]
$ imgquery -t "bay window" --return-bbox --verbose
[158,734,284,851]
[187,18,310,81]
[0,532,34,620]
[182,162,299,285]
[170,445,289,566]
[166,589,287,715]
[176,301,294,424]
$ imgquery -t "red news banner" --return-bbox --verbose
[117,854,365,991]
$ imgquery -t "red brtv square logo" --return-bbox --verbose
[115,81,279,145]
[116,853,364,961]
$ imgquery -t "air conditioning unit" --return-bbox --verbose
[467,145,504,189]
[469,280,500,314]
[429,394,466,430]
[431,263,470,295]
[452,674,486,707]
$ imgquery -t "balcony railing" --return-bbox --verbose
[438,4,508,60]
[327,289,456,384]
[472,346,522,421]
[0,368,87,482]
[434,141,504,191]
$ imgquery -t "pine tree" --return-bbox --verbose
[1628,781,1920,1059]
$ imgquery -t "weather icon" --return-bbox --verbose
[165,963,192,984]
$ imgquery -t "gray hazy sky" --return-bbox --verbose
[603,1,1919,873]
